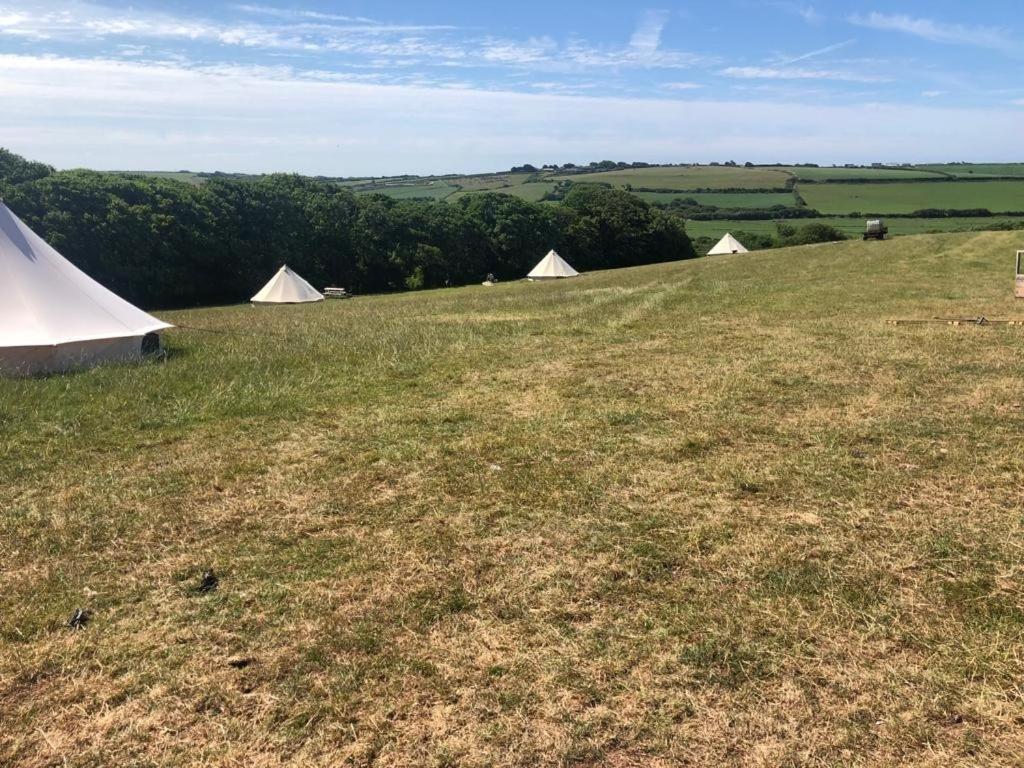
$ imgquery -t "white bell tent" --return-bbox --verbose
[527,249,579,280]
[251,265,324,304]
[707,233,749,256]
[0,201,172,376]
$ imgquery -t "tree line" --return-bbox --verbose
[0,149,694,309]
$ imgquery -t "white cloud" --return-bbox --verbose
[922,90,944,98]
[230,5,376,24]
[778,39,856,65]
[629,9,670,54]
[0,1,712,76]
[797,6,824,25]
[662,82,704,90]
[771,3,823,25]
[848,12,1016,53]
[721,66,889,83]
[0,53,1018,175]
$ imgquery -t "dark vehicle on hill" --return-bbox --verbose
[863,219,888,240]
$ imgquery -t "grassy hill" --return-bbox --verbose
[3,232,1024,766]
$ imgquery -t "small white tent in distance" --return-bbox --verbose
[707,233,749,256]
[251,265,324,304]
[0,200,172,377]
[527,249,579,280]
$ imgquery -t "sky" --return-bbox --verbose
[0,1,1022,175]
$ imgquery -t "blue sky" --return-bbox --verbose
[1,1,1021,174]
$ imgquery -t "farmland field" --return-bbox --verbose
[354,181,459,200]
[782,166,944,181]
[454,172,535,192]
[122,171,207,185]
[683,215,1024,239]
[634,190,796,208]
[553,165,792,190]
[4,232,1024,766]
[450,181,555,203]
[914,164,1024,178]
[800,180,1024,214]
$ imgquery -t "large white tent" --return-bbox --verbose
[0,201,172,376]
[707,233,749,256]
[251,265,324,304]
[527,249,579,280]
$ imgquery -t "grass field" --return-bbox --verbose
[782,167,944,181]
[3,232,1024,766]
[634,190,796,208]
[122,171,208,185]
[355,181,459,200]
[800,180,1024,215]
[553,165,792,190]
[450,181,556,203]
[914,164,1024,178]
[684,216,1024,239]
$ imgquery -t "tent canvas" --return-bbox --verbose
[527,249,579,280]
[252,265,324,304]
[0,201,172,376]
[707,233,748,256]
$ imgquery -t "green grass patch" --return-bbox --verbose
[3,232,1024,765]
[782,166,945,181]
[553,165,792,190]
[800,180,1024,215]
[683,216,1024,239]
[635,190,796,207]
[355,181,459,200]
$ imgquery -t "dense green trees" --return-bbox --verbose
[1,149,695,308]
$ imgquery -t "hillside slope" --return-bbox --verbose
[3,233,1024,766]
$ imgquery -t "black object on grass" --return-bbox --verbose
[197,569,219,593]
[68,608,91,630]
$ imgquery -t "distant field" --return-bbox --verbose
[450,181,556,203]
[554,165,792,190]
[355,181,459,200]
[800,180,1024,214]
[122,171,206,185]
[454,172,535,192]
[783,166,944,181]
[684,215,1024,239]
[634,190,796,208]
[914,164,1024,178]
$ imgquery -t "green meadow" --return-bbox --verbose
[782,166,944,181]
[3,231,1024,766]
[684,215,1024,239]
[914,164,1024,178]
[634,190,797,207]
[553,165,793,190]
[800,180,1024,215]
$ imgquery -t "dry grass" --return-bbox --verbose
[2,232,1024,766]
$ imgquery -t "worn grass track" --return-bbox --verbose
[2,232,1024,766]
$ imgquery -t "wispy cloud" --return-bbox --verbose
[662,82,704,90]
[0,2,711,76]
[848,12,1016,54]
[721,65,890,83]
[231,4,376,24]
[629,9,670,54]
[3,53,1020,174]
[771,3,824,25]
[778,39,856,65]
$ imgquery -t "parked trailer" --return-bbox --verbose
[1016,251,1024,299]
[863,219,888,241]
